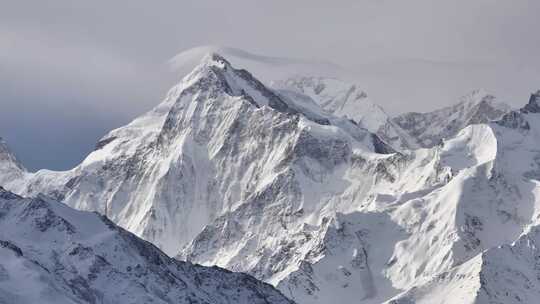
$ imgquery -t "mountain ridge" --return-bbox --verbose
[0,186,295,304]
[392,89,511,147]
[0,137,26,187]
[0,52,389,255]
[1,52,539,304]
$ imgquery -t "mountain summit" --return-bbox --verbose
[0,137,26,187]
[393,89,511,147]
[2,51,540,304]
[272,76,418,150]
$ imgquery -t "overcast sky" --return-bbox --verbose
[1,0,539,170]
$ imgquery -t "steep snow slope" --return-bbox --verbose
[0,137,26,187]
[385,91,540,304]
[393,89,511,147]
[179,91,540,304]
[2,53,388,256]
[2,51,540,304]
[272,76,417,151]
[0,187,294,304]
[173,48,511,153]
[272,77,374,127]
[271,79,512,152]
[172,47,417,152]
[387,225,540,304]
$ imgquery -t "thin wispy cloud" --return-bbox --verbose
[1,0,539,170]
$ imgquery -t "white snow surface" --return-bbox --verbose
[1,53,540,304]
[0,187,294,304]
[2,53,384,254]
[271,76,418,151]
[393,89,512,148]
[0,137,26,187]
[170,46,346,84]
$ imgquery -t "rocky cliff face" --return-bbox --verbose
[0,187,294,304]
[178,88,540,304]
[392,90,511,148]
[2,52,540,304]
[1,53,387,256]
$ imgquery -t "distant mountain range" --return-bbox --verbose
[2,49,540,304]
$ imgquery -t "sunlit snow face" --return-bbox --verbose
[2,0,540,170]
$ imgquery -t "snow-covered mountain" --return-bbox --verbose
[0,137,26,187]
[1,53,391,255]
[393,89,511,147]
[2,51,540,304]
[386,226,540,304]
[171,48,511,152]
[178,89,540,303]
[271,77,512,152]
[271,76,417,151]
[383,91,540,304]
[170,46,347,84]
[0,187,294,304]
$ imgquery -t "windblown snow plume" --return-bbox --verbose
[393,89,511,148]
[1,52,539,304]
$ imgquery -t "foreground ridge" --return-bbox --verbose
[0,187,294,304]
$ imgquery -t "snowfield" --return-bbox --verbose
[1,51,540,304]
[0,187,294,304]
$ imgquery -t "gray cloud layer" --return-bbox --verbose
[1,0,539,170]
